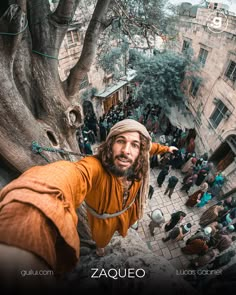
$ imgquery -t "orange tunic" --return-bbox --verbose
[0,143,169,272]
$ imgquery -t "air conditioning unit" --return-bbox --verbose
[224,110,231,119]
[213,97,220,104]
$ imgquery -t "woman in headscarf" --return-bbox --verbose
[185,182,208,207]
[181,156,197,174]
[196,192,212,208]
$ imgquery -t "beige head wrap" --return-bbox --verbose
[107,119,151,219]
[200,182,208,192]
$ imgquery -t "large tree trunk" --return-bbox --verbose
[0,0,110,186]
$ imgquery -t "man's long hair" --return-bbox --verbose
[96,133,149,181]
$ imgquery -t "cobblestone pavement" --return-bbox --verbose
[138,166,236,271]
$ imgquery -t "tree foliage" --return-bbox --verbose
[128,49,201,110]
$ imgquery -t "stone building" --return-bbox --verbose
[172,2,236,192]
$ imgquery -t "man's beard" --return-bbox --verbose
[109,155,136,177]
[109,164,135,177]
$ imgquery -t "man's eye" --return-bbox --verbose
[132,143,140,148]
[117,139,125,144]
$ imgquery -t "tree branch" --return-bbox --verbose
[67,0,112,98]
[28,0,79,60]
[51,0,81,24]
[16,0,27,13]
[0,3,27,62]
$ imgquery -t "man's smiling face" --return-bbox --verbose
[111,132,140,176]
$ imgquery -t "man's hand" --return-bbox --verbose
[168,146,179,153]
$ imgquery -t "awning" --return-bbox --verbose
[96,80,128,98]
[96,69,136,98]
[166,105,195,131]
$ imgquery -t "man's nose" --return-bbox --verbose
[122,143,131,154]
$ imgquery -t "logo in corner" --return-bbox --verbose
[206,11,228,34]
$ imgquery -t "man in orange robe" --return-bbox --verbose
[0,119,177,286]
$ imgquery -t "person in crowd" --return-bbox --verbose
[98,118,107,142]
[150,154,159,169]
[181,238,209,255]
[209,231,236,252]
[199,202,225,227]
[223,196,236,210]
[190,248,218,269]
[148,185,154,200]
[164,211,186,232]
[195,153,208,170]
[157,165,170,187]
[196,191,212,208]
[185,182,208,207]
[181,156,197,174]
[162,223,192,243]
[164,175,179,199]
[187,226,213,244]
[209,171,225,198]
[206,174,216,189]
[82,124,96,144]
[205,221,223,236]
[158,152,171,169]
[148,208,165,236]
[169,149,184,169]
[83,138,93,155]
[180,174,198,194]
[195,168,209,186]
[218,207,236,227]
[186,138,195,154]
[207,250,236,270]
[0,119,178,287]
[76,131,85,154]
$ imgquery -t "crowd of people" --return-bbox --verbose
[0,95,234,292]
[76,98,235,273]
[146,132,235,274]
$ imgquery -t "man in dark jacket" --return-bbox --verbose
[162,223,191,242]
[164,175,179,198]
[157,165,170,187]
[164,211,186,232]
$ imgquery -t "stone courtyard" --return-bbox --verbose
[138,165,236,271]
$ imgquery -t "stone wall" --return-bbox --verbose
[174,7,236,193]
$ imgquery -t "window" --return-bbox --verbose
[190,79,200,97]
[225,61,236,82]
[66,30,79,47]
[198,48,208,67]
[182,40,190,53]
[210,100,229,128]
[80,74,89,90]
[228,135,236,151]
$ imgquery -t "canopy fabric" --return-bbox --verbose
[166,105,195,131]
[96,80,127,98]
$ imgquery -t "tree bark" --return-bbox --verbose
[67,0,112,98]
[0,1,103,181]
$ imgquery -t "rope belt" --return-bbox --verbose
[85,198,136,219]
